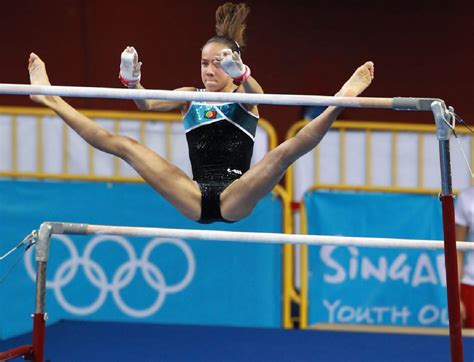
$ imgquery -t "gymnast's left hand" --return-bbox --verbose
[219,49,246,79]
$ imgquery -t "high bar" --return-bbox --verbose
[0,83,441,111]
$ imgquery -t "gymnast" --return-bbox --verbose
[28,2,374,224]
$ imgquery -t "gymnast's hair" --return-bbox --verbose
[205,2,250,54]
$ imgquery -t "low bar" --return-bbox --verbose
[42,221,474,250]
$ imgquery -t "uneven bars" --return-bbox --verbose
[42,222,474,251]
[0,84,441,111]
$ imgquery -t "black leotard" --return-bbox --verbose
[183,98,259,223]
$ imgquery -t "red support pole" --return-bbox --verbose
[0,345,33,360]
[31,313,45,362]
[440,194,464,362]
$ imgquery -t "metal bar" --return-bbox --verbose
[439,140,453,195]
[41,221,474,250]
[0,83,441,110]
[34,261,47,315]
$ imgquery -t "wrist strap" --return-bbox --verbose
[233,65,251,85]
[119,73,140,88]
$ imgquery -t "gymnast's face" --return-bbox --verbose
[201,42,234,92]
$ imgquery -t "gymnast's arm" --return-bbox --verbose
[219,49,263,111]
[119,46,195,112]
[132,85,196,112]
[235,76,263,114]
[237,76,263,95]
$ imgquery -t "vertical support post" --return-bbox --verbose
[431,101,464,362]
[31,223,52,362]
[283,244,293,328]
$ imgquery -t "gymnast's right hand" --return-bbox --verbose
[119,46,142,88]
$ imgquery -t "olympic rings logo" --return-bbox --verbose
[24,235,195,318]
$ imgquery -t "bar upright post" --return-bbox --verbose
[431,101,464,362]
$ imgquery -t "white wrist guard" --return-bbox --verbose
[220,49,246,79]
[119,47,141,88]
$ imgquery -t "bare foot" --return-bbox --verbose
[28,52,55,106]
[338,61,374,97]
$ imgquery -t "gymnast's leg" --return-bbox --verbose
[221,61,375,221]
[28,53,201,220]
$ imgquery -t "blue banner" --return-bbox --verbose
[0,180,282,339]
[304,190,447,327]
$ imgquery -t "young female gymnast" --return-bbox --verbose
[28,2,374,224]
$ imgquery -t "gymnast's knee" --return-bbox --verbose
[114,135,140,158]
[220,191,256,222]
[220,204,253,222]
